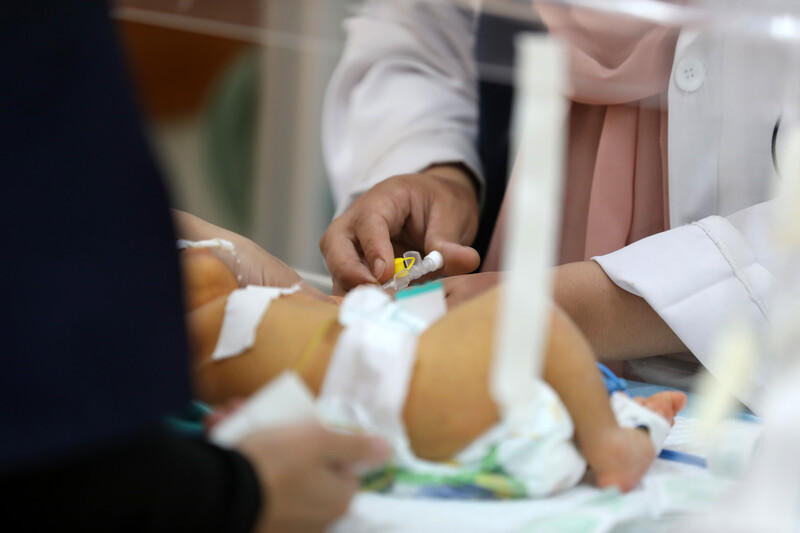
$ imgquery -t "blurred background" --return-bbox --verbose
[116,0,357,276]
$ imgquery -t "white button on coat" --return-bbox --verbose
[674,57,705,92]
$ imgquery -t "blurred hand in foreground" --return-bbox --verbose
[238,424,390,533]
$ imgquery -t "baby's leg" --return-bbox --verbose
[186,263,683,489]
[189,292,341,403]
[581,390,686,490]
[407,289,685,490]
[186,283,498,458]
[541,306,685,491]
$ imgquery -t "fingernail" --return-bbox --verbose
[373,258,386,279]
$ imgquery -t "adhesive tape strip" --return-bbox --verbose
[320,286,420,441]
[177,238,235,252]
[339,285,429,334]
[610,391,670,454]
[211,284,301,361]
[320,322,418,441]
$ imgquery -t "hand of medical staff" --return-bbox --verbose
[442,271,502,309]
[173,210,332,302]
[320,164,481,295]
[238,424,390,533]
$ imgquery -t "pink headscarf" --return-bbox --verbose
[482,2,683,270]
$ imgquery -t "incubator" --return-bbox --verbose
[118,0,800,530]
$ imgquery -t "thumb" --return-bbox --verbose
[423,207,480,276]
[425,237,480,277]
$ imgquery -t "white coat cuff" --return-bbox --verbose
[335,130,484,218]
[593,216,773,406]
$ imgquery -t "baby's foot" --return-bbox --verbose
[635,391,687,426]
[590,391,687,492]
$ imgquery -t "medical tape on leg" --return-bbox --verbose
[319,286,422,443]
[211,284,301,361]
[610,391,670,454]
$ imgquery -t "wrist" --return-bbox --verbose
[422,163,479,200]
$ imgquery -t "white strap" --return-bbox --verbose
[319,286,421,442]
[610,391,671,454]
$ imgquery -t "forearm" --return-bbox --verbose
[552,261,688,361]
[422,163,481,202]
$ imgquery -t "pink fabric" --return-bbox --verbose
[482,3,681,271]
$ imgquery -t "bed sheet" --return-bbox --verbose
[331,399,736,533]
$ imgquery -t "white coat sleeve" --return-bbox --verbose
[322,0,483,216]
[593,201,777,408]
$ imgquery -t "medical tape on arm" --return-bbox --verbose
[610,391,671,454]
[177,238,235,252]
[211,284,301,361]
[318,286,424,443]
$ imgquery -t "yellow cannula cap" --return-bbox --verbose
[394,257,406,276]
[394,256,415,276]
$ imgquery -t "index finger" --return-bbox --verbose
[321,229,376,293]
[352,212,398,284]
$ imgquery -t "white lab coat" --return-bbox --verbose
[323,0,793,409]
[323,0,482,213]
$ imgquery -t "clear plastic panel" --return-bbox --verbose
[115,2,800,523]
[114,0,800,261]
[115,0,800,377]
